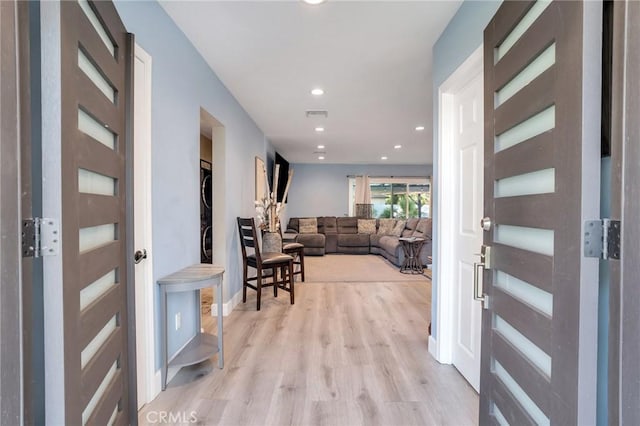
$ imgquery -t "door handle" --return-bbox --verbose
[473,261,485,303]
[134,249,147,264]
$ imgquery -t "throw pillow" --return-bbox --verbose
[357,219,377,235]
[299,218,318,234]
[391,220,406,237]
[377,219,396,235]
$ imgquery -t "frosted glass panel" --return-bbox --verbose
[78,169,116,196]
[492,403,509,426]
[78,49,115,103]
[496,0,552,62]
[496,43,555,107]
[495,315,551,376]
[79,223,116,253]
[81,316,116,368]
[495,168,555,198]
[495,106,555,152]
[495,270,553,316]
[495,224,554,256]
[77,0,115,57]
[80,269,116,311]
[82,361,118,425]
[78,109,116,150]
[494,360,550,426]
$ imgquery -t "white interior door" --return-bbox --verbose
[133,43,154,409]
[452,71,484,391]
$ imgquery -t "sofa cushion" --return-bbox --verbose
[369,234,384,247]
[378,235,401,254]
[391,220,406,237]
[296,233,325,248]
[337,217,358,234]
[402,228,414,237]
[287,218,299,232]
[357,219,377,235]
[377,218,396,235]
[299,218,318,234]
[318,216,338,234]
[337,233,370,247]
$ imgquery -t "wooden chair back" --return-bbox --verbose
[237,217,262,264]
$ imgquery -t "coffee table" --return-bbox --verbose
[399,237,426,274]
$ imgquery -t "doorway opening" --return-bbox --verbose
[199,108,227,318]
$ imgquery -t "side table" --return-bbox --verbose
[158,264,224,390]
[399,237,426,274]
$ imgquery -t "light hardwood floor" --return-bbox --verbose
[139,277,478,425]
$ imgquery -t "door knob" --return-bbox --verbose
[134,249,147,264]
[480,217,492,231]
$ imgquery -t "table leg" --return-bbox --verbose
[217,279,224,369]
[161,288,168,390]
[196,289,202,332]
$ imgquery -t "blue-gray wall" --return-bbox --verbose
[115,1,268,367]
[431,0,501,339]
[286,164,432,219]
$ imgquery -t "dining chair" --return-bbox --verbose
[237,217,294,310]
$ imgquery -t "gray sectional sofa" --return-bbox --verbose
[286,216,432,267]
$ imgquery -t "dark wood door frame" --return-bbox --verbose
[0,1,32,424]
[609,1,640,424]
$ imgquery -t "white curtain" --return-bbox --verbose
[355,175,371,204]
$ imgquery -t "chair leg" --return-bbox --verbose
[242,261,248,303]
[299,250,305,282]
[273,267,278,297]
[256,269,262,311]
[289,260,295,305]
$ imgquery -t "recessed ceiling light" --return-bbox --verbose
[311,88,324,96]
[318,156,325,160]
[315,127,325,132]
[317,144,325,149]
[303,0,326,5]
[381,156,388,160]
[394,144,402,149]
[415,126,425,131]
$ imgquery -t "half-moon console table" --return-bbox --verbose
[157,264,224,390]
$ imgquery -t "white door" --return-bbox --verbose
[451,72,483,391]
[134,44,154,409]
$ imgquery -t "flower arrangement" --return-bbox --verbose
[255,162,293,233]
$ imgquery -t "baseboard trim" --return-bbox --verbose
[428,335,439,360]
[211,289,243,317]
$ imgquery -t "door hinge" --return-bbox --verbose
[22,218,60,258]
[584,219,621,260]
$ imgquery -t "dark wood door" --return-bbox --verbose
[0,1,30,423]
[57,1,134,423]
[480,1,600,424]
[609,1,640,424]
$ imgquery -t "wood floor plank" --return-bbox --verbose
[139,260,477,425]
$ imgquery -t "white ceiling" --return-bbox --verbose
[161,0,462,165]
